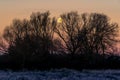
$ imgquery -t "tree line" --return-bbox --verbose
[0,11,119,70]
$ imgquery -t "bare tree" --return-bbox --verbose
[55,12,119,56]
[3,11,56,69]
[30,11,56,55]
[80,13,119,54]
[55,11,82,55]
[3,11,56,55]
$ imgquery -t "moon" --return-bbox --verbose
[57,17,62,23]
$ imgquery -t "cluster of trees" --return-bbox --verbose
[0,11,119,70]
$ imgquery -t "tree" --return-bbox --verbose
[55,11,82,55]
[55,12,119,56]
[3,19,32,68]
[79,13,119,55]
[30,11,56,55]
[3,11,56,68]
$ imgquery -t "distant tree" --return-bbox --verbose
[30,11,56,56]
[3,19,32,68]
[3,19,28,55]
[2,11,120,69]
[55,12,119,55]
[55,11,82,55]
[79,13,119,55]
[3,11,56,68]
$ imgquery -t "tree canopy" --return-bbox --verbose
[0,11,119,70]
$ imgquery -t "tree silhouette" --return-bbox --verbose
[1,11,120,70]
[79,13,119,55]
[30,11,56,55]
[55,11,82,56]
[3,11,56,68]
[55,12,119,56]
[3,19,32,68]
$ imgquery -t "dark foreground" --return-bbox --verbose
[0,53,120,70]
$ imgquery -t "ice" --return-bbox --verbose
[0,69,119,80]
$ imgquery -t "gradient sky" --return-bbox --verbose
[0,0,120,33]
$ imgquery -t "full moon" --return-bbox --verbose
[57,17,62,23]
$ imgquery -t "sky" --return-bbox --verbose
[0,0,120,33]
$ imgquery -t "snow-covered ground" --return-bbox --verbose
[0,69,120,80]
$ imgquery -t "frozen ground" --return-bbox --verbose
[0,69,120,80]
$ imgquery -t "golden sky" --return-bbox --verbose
[0,0,120,33]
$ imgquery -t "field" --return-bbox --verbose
[0,69,120,80]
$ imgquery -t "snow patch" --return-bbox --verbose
[0,69,119,80]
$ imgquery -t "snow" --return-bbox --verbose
[0,69,119,80]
